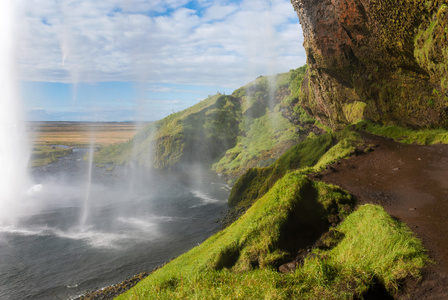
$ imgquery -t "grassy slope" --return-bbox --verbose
[92,65,445,298]
[95,67,311,182]
[117,173,427,299]
[212,66,311,181]
[115,123,431,299]
[356,120,448,144]
[228,127,361,207]
[94,94,232,168]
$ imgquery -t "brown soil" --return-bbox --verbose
[312,132,448,299]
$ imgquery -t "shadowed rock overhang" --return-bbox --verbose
[291,0,448,129]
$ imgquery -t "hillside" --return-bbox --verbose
[95,125,440,300]
[95,66,322,182]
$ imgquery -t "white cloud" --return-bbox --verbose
[16,0,305,87]
[202,4,238,22]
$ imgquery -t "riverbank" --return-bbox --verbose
[75,272,150,300]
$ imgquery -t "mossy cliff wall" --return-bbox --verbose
[291,0,448,129]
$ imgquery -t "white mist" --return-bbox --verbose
[0,0,31,222]
[80,139,95,229]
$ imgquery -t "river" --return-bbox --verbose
[0,149,229,299]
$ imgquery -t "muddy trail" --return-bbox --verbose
[312,132,448,299]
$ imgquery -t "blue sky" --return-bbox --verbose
[16,0,306,121]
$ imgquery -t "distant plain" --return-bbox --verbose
[27,121,147,166]
[27,121,147,147]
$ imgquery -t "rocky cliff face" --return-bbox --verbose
[292,0,448,129]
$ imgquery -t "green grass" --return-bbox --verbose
[95,66,314,181]
[93,142,133,165]
[288,204,428,299]
[95,94,242,168]
[212,111,299,181]
[104,118,427,299]
[228,127,362,207]
[116,179,427,299]
[356,120,448,144]
[29,145,73,167]
[312,129,361,171]
[116,173,354,299]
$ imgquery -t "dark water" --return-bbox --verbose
[0,149,230,299]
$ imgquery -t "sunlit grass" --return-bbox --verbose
[116,173,353,299]
[356,120,448,144]
[228,127,362,207]
[117,189,427,299]
[94,67,312,179]
[114,124,427,299]
[212,111,298,181]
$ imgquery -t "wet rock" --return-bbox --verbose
[76,271,149,300]
[220,205,251,228]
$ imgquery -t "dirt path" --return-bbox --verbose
[313,132,448,299]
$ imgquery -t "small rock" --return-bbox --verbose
[409,207,416,211]
[417,158,422,161]
[279,261,297,274]
[393,167,399,171]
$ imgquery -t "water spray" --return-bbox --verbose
[0,0,31,223]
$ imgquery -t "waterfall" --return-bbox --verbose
[80,139,95,229]
[0,0,31,222]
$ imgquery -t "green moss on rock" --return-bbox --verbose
[228,128,362,207]
[343,101,367,124]
[292,0,448,129]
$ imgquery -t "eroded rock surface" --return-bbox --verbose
[292,0,448,129]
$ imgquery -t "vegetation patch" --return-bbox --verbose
[356,120,448,144]
[95,66,318,183]
[343,101,367,124]
[116,184,426,299]
[93,142,132,165]
[30,145,73,167]
[212,111,299,182]
[414,4,448,92]
[228,127,362,208]
[116,173,354,299]
[288,204,428,299]
[95,94,242,168]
